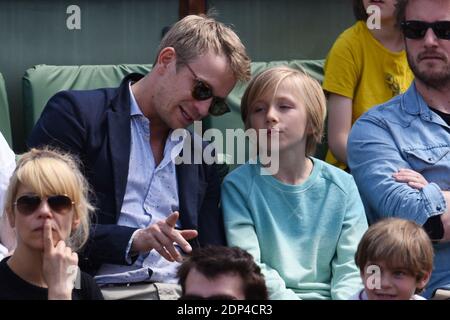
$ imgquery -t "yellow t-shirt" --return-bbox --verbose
[323,21,413,168]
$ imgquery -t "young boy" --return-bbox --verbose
[221,66,368,300]
[352,218,433,300]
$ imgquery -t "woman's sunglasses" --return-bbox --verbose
[184,63,231,116]
[14,194,74,215]
[401,20,450,40]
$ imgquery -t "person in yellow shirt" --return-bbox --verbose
[323,0,413,170]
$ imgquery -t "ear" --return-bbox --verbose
[359,271,367,287]
[305,121,314,135]
[5,208,15,228]
[155,47,176,74]
[71,213,81,232]
[417,272,431,290]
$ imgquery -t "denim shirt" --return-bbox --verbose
[348,82,450,297]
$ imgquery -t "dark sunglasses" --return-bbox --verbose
[401,20,450,40]
[14,194,74,215]
[184,63,231,116]
[179,294,238,300]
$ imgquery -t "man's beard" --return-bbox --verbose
[407,50,450,90]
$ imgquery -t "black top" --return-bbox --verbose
[0,257,104,300]
[430,106,450,126]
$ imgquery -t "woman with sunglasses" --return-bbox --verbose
[0,148,103,300]
[323,0,413,171]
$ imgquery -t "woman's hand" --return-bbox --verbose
[42,220,78,300]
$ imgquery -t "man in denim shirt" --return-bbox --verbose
[348,0,450,298]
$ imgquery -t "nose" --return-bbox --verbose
[380,273,392,289]
[423,27,439,48]
[36,199,53,219]
[193,99,212,119]
[266,106,279,124]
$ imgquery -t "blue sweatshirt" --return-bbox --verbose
[222,158,368,300]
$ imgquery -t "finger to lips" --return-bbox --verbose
[43,220,54,252]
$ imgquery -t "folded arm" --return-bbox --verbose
[348,116,447,226]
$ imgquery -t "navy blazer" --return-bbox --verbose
[28,73,226,273]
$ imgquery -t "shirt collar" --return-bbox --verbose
[128,82,189,163]
[401,82,431,116]
[128,82,143,117]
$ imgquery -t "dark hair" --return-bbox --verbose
[353,0,369,21]
[178,246,268,300]
[395,0,409,26]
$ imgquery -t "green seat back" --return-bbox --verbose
[0,73,13,146]
[23,60,326,164]
[22,64,153,136]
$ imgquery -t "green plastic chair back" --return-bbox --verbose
[23,60,326,165]
[22,64,152,137]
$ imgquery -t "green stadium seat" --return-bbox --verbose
[22,60,326,165]
[22,64,152,137]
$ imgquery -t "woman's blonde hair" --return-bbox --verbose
[355,218,434,293]
[240,66,327,156]
[5,148,93,251]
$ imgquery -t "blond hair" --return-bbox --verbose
[240,66,327,156]
[156,14,251,82]
[355,218,434,292]
[5,148,93,251]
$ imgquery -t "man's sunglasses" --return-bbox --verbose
[14,194,75,215]
[401,20,450,40]
[184,63,231,116]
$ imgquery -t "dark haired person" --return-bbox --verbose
[178,246,268,300]
[323,0,412,170]
[348,0,450,298]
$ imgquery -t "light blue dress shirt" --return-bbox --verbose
[348,82,450,298]
[95,84,186,285]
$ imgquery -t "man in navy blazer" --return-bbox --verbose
[28,14,251,299]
